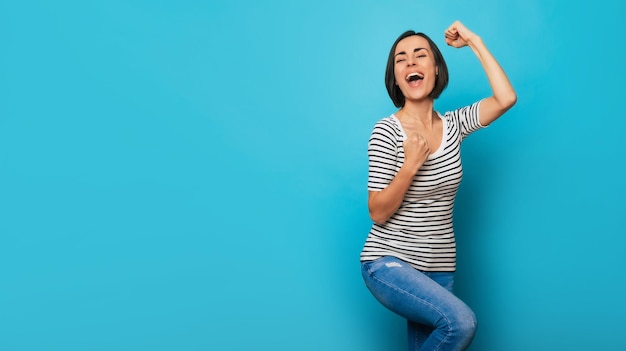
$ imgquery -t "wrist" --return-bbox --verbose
[466,34,483,49]
[400,161,421,177]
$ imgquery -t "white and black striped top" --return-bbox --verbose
[361,101,484,272]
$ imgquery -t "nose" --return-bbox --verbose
[407,55,416,66]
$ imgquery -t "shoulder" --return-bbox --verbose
[369,115,402,147]
[372,115,398,130]
[371,115,401,136]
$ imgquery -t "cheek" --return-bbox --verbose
[394,69,404,86]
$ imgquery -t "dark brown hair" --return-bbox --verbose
[385,31,449,107]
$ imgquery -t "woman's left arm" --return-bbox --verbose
[445,21,517,126]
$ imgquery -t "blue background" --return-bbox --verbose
[1,0,625,350]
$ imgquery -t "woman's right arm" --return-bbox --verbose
[368,132,429,224]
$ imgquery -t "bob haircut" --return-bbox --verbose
[385,31,449,108]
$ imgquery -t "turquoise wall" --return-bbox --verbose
[2,0,625,350]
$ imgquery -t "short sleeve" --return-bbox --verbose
[455,99,486,140]
[367,121,399,191]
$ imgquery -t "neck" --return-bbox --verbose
[397,100,435,125]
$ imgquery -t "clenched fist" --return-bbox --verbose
[403,132,430,174]
[444,21,477,48]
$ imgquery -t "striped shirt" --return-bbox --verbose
[360,100,485,272]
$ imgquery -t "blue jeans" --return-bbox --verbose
[361,256,477,351]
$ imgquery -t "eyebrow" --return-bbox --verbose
[395,47,427,57]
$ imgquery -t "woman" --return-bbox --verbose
[360,21,516,351]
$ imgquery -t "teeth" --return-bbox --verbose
[406,72,423,81]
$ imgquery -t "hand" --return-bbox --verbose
[403,133,430,173]
[444,21,477,48]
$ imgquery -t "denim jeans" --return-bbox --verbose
[361,256,477,351]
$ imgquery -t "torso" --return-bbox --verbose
[362,100,485,272]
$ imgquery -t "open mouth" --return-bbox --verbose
[406,72,424,85]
